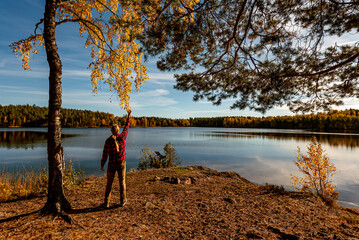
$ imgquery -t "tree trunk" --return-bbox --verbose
[41,0,71,216]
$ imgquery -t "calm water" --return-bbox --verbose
[1,127,358,209]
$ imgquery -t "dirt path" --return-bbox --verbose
[1,166,359,239]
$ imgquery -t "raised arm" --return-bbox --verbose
[120,110,131,139]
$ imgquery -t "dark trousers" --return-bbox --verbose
[104,161,126,204]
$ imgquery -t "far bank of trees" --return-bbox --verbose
[0,104,190,128]
[193,109,359,131]
[1,105,359,131]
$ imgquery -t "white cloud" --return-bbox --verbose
[323,31,358,48]
[147,73,176,85]
[0,85,22,89]
[137,89,170,97]
[197,99,237,104]
[0,69,48,78]
[0,87,47,96]
[62,69,91,78]
[0,58,8,68]
[131,97,178,109]
[185,109,233,115]
[130,88,178,109]
[23,0,43,9]
[150,97,178,106]
[62,97,109,105]
[336,98,359,109]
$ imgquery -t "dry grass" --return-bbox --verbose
[0,160,83,202]
[0,167,47,202]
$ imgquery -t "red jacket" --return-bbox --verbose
[101,117,130,168]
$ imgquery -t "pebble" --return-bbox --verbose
[144,202,154,207]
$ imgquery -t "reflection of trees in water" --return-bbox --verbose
[210,132,359,149]
[0,131,77,149]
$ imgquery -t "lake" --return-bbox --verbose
[1,127,358,209]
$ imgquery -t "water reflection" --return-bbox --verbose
[209,131,359,149]
[1,127,358,209]
[0,131,79,149]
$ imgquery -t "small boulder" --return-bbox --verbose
[183,177,192,185]
[171,177,181,184]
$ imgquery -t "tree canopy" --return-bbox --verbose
[140,0,359,113]
[10,1,358,113]
[9,0,205,110]
[10,0,145,109]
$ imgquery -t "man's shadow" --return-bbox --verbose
[68,204,122,214]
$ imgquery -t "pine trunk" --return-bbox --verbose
[41,0,71,216]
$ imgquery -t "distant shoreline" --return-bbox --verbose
[2,104,359,131]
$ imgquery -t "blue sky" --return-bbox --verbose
[0,1,358,118]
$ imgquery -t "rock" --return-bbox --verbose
[224,197,237,204]
[144,202,154,207]
[340,223,351,229]
[333,234,345,240]
[133,223,147,228]
[198,203,208,210]
[162,176,180,184]
[246,231,263,239]
[183,177,193,185]
[171,177,181,184]
[163,176,195,184]
[268,226,302,240]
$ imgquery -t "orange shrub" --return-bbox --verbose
[291,136,338,204]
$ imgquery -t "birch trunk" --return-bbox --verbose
[42,0,71,216]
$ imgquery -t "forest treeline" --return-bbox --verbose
[0,104,190,128]
[1,104,359,130]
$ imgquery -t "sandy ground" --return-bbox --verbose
[1,166,359,239]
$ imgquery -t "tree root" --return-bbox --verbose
[41,200,73,224]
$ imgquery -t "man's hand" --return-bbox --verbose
[101,166,104,171]
[127,109,132,117]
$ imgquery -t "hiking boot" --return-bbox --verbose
[120,199,127,207]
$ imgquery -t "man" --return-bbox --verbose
[100,109,131,208]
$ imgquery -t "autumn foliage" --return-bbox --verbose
[291,137,338,204]
[9,0,201,110]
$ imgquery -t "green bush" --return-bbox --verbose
[138,142,181,170]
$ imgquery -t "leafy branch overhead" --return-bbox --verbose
[9,0,359,113]
[9,0,200,110]
[10,0,150,110]
[140,0,359,113]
